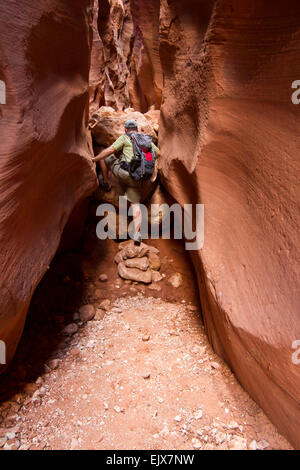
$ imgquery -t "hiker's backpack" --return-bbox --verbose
[122,132,156,181]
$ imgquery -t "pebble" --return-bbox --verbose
[99,274,108,282]
[0,437,7,448]
[168,273,183,288]
[142,373,151,379]
[79,304,95,322]
[192,438,202,449]
[249,440,257,450]
[99,299,110,311]
[61,323,78,336]
[47,359,59,370]
[211,362,220,370]
[142,335,150,342]
[70,348,81,357]
[229,436,247,450]
[194,409,203,420]
[257,439,270,450]
[174,415,182,422]
[70,438,79,450]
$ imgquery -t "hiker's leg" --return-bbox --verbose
[100,159,110,183]
[131,202,142,237]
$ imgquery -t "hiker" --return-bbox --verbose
[92,119,160,245]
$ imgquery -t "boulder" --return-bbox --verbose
[148,252,161,271]
[125,257,149,271]
[79,305,96,323]
[90,107,157,147]
[118,262,152,284]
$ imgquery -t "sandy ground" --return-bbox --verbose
[0,214,293,450]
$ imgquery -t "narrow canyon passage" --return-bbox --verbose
[0,0,299,451]
[0,212,291,450]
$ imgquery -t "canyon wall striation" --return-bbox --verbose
[156,0,300,448]
[0,0,97,369]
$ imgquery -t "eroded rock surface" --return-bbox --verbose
[90,106,158,146]
[0,0,97,368]
[156,0,300,448]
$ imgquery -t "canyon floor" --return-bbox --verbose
[0,210,293,450]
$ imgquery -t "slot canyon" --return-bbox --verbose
[0,0,299,451]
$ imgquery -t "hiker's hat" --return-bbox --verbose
[125,119,138,129]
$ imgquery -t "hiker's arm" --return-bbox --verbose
[92,145,115,162]
[150,150,160,183]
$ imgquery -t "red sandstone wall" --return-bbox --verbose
[0,0,97,369]
[156,0,300,448]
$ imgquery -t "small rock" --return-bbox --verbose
[187,305,198,312]
[249,440,257,450]
[174,415,182,422]
[70,438,79,450]
[94,308,105,321]
[194,409,203,420]
[151,271,163,283]
[114,406,121,413]
[99,299,111,311]
[211,362,220,370]
[192,438,202,449]
[229,436,247,450]
[168,273,183,288]
[142,335,150,342]
[118,262,152,283]
[79,304,95,322]
[3,439,20,450]
[142,373,151,379]
[112,307,122,314]
[99,274,108,282]
[61,323,78,336]
[257,439,270,450]
[47,359,59,370]
[0,437,7,448]
[228,421,239,430]
[215,431,226,444]
[148,252,161,271]
[125,257,149,271]
[70,348,81,357]
[73,312,80,321]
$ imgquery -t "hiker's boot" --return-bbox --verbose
[133,232,142,245]
[98,174,111,192]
